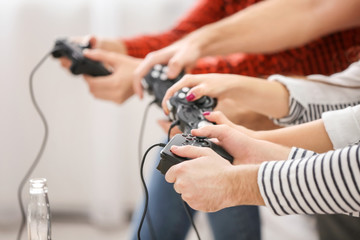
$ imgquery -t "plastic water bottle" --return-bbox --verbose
[27,178,51,240]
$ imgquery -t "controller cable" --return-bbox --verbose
[138,143,166,240]
[137,99,158,240]
[167,121,201,240]
[17,51,52,240]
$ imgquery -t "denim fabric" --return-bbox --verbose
[130,157,260,240]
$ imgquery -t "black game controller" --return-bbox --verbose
[166,88,217,133]
[142,64,185,106]
[52,39,112,77]
[157,133,233,175]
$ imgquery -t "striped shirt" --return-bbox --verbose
[258,146,360,217]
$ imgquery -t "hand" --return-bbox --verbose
[202,111,255,136]
[161,74,251,115]
[133,32,205,99]
[82,49,141,104]
[165,145,264,212]
[59,35,127,70]
[165,144,236,212]
[191,124,291,165]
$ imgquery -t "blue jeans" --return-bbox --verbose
[130,157,260,240]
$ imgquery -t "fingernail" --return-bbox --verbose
[203,111,211,116]
[170,146,178,151]
[186,93,195,101]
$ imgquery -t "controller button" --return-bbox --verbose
[154,64,162,71]
[162,66,169,73]
[160,73,167,81]
[182,87,190,92]
[151,70,160,78]
[200,141,210,147]
[196,136,207,141]
[178,92,186,99]
[197,120,213,128]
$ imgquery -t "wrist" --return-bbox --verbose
[229,165,264,206]
[189,25,219,58]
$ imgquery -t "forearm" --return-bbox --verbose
[122,0,226,58]
[256,119,333,153]
[192,0,360,56]
[234,76,289,118]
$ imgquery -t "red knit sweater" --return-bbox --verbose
[123,0,360,76]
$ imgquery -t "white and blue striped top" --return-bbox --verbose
[258,146,360,217]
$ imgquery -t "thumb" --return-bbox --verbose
[203,111,233,125]
[191,124,233,143]
[83,49,119,66]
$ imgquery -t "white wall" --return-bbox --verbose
[0,0,194,228]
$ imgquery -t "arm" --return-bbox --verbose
[259,145,360,217]
[166,125,360,216]
[256,119,333,153]
[205,104,360,153]
[122,0,228,58]
[134,0,360,87]
[197,0,360,56]
[161,73,290,118]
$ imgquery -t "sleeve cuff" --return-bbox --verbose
[322,105,360,149]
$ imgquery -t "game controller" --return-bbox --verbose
[142,64,185,106]
[166,87,217,133]
[52,38,112,77]
[157,133,233,175]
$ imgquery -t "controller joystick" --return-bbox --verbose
[157,134,233,175]
[142,64,185,106]
[52,38,111,77]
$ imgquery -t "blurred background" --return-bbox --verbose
[0,0,211,239]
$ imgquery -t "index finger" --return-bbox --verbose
[161,75,201,114]
[133,51,172,97]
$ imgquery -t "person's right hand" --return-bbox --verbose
[161,74,247,115]
[191,124,291,165]
[133,31,205,99]
[81,49,142,104]
[59,36,127,69]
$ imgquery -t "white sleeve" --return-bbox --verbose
[267,60,360,126]
[322,105,360,149]
[258,145,360,217]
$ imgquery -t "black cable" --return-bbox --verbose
[137,143,166,240]
[17,51,52,240]
[138,100,157,165]
[137,99,157,240]
[166,120,201,239]
[167,120,180,142]
[182,200,201,240]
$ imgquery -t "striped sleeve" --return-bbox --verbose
[271,95,360,127]
[258,145,360,217]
